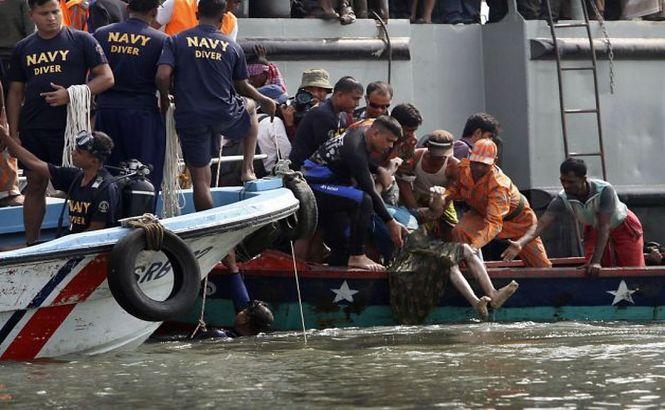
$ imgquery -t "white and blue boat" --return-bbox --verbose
[0,179,306,360]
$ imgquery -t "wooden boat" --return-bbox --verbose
[172,250,665,330]
[0,180,301,360]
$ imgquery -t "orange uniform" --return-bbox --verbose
[0,151,20,201]
[447,159,551,267]
[164,0,238,37]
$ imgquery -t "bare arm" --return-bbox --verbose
[0,124,50,178]
[40,64,114,107]
[396,178,418,209]
[6,82,25,139]
[587,211,612,275]
[87,63,115,95]
[502,211,555,261]
[155,64,173,116]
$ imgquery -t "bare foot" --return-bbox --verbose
[241,171,257,183]
[490,280,519,309]
[475,296,491,320]
[348,254,386,271]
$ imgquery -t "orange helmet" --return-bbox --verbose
[469,138,497,165]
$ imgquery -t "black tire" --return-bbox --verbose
[108,229,201,321]
[282,173,318,240]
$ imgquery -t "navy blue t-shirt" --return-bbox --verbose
[48,165,119,233]
[9,27,107,131]
[94,18,167,110]
[157,24,248,129]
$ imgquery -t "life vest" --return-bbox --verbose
[164,0,238,38]
[60,0,89,31]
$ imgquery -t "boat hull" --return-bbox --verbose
[174,251,665,330]
[0,185,300,359]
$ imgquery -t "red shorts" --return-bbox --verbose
[583,209,645,267]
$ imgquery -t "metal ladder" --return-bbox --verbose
[544,0,607,180]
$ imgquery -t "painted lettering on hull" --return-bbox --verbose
[134,246,214,283]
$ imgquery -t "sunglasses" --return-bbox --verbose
[368,101,390,110]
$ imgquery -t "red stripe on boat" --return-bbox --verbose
[1,255,109,360]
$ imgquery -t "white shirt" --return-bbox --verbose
[256,116,291,173]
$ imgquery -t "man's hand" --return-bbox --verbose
[501,239,523,262]
[159,94,171,117]
[253,44,269,66]
[259,97,277,121]
[281,104,295,127]
[40,83,70,106]
[387,219,407,248]
[586,262,602,277]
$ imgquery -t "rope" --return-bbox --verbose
[214,136,224,187]
[289,240,307,344]
[125,213,165,250]
[190,275,209,338]
[161,103,185,218]
[62,85,91,166]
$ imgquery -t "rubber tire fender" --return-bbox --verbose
[281,173,318,240]
[108,228,201,322]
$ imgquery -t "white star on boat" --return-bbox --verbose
[331,281,359,303]
[607,280,636,305]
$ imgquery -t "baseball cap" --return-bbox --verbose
[469,139,497,165]
[258,84,288,105]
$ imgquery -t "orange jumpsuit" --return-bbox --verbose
[447,159,551,267]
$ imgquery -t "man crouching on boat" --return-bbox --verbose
[445,139,551,268]
[0,125,119,235]
[503,158,645,275]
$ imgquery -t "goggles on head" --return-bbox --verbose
[75,131,110,160]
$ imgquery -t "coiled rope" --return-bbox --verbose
[125,213,165,250]
[62,85,91,166]
[161,103,185,218]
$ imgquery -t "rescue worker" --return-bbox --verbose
[156,0,275,210]
[94,0,167,190]
[153,0,239,40]
[303,115,407,271]
[0,126,119,234]
[7,0,114,244]
[503,158,645,275]
[445,139,551,267]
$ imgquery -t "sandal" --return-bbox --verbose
[339,5,356,25]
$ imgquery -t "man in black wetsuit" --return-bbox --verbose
[303,115,407,271]
[0,126,119,234]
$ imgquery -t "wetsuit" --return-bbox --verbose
[48,165,119,233]
[8,27,107,165]
[94,18,167,189]
[303,127,393,264]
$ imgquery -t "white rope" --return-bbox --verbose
[214,136,224,187]
[290,240,307,344]
[62,85,91,166]
[161,103,185,218]
[190,275,209,339]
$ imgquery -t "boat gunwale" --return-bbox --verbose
[0,200,298,266]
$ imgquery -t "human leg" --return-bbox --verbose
[449,264,491,319]
[312,184,383,270]
[23,171,49,244]
[177,125,218,211]
[609,210,645,267]
[461,243,518,309]
[241,99,258,182]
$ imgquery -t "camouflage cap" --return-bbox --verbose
[298,68,333,91]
